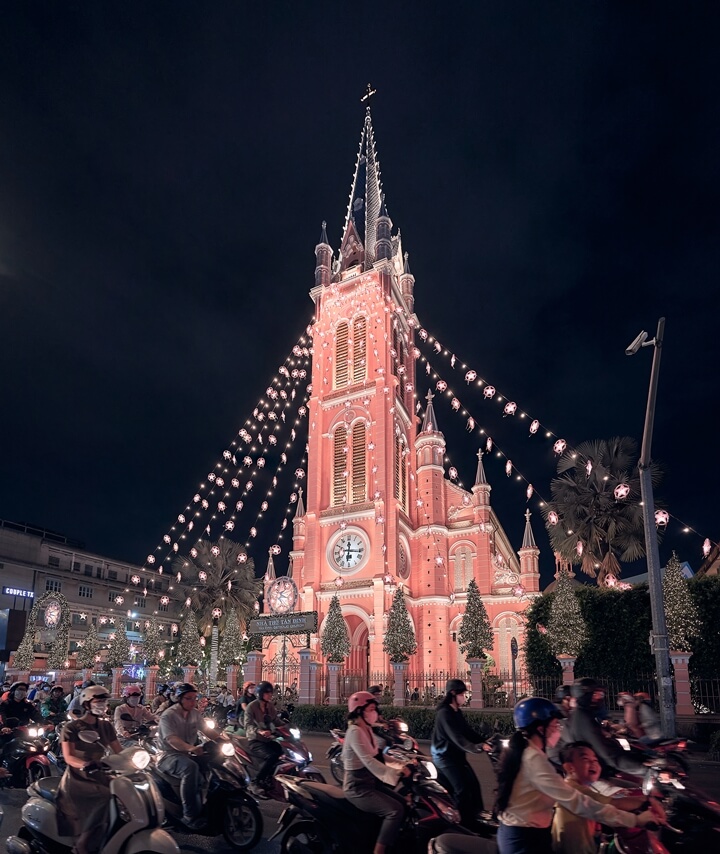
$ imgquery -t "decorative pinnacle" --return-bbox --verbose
[426,390,434,403]
[361,83,377,104]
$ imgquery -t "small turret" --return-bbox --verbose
[314,221,332,287]
[375,194,392,261]
[518,510,540,593]
[400,251,415,313]
[471,449,492,507]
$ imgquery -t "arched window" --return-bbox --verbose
[332,426,348,506]
[351,422,366,503]
[353,316,367,384]
[496,615,520,673]
[451,546,474,591]
[335,322,349,389]
[393,433,408,512]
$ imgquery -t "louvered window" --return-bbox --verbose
[335,323,349,388]
[400,445,408,511]
[351,422,366,503]
[353,316,367,384]
[394,434,401,501]
[391,325,399,378]
[333,426,348,506]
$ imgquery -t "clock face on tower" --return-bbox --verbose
[44,599,62,628]
[329,531,368,573]
[267,577,298,615]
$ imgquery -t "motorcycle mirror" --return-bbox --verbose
[78,730,101,743]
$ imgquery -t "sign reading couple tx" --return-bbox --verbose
[248,611,318,636]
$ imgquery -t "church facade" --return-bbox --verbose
[262,109,540,682]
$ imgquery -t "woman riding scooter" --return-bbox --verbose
[55,685,122,854]
[342,690,411,854]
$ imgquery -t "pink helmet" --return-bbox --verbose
[348,691,378,714]
[122,683,143,698]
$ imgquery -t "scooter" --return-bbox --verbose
[233,723,326,799]
[0,719,53,787]
[5,739,179,854]
[327,718,418,785]
[270,746,485,853]
[150,736,263,851]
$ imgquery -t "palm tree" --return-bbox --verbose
[173,539,261,681]
[542,437,662,584]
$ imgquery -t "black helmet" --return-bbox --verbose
[9,681,29,696]
[81,680,96,690]
[445,679,468,695]
[555,685,572,702]
[174,682,198,699]
[571,677,604,710]
[367,685,382,697]
[256,681,273,698]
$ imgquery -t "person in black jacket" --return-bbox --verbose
[0,681,42,731]
[564,678,646,777]
[430,679,487,830]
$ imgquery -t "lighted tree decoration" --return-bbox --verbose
[106,621,131,669]
[542,437,663,585]
[142,616,163,666]
[457,579,494,660]
[321,594,350,663]
[662,551,701,652]
[547,569,587,657]
[218,608,247,671]
[176,610,203,667]
[76,622,102,670]
[13,625,37,671]
[383,586,417,663]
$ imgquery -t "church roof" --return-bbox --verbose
[420,391,440,433]
[264,553,276,583]
[521,510,538,549]
[319,220,329,246]
[341,107,383,269]
[474,450,488,486]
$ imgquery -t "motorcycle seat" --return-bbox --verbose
[34,776,60,802]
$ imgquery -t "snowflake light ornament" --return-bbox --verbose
[211,545,220,557]
[160,596,170,606]
[503,401,517,416]
[236,501,243,511]
[436,380,447,392]
[216,478,224,488]
[576,540,584,557]
[163,535,171,544]
[115,595,124,605]
[655,510,669,527]
[553,439,567,455]
[465,370,477,384]
[218,502,226,512]
[198,571,207,581]
[486,437,493,452]
[529,420,540,435]
[190,548,198,558]
[703,538,712,557]
[448,467,458,480]
[548,511,559,526]
[231,478,240,488]
[451,398,460,410]
[270,545,281,555]
[238,553,248,563]
[506,460,512,477]
[526,484,534,500]
[483,385,496,399]
[614,483,631,500]
[147,555,156,565]
[131,575,140,585]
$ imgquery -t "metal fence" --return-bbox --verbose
[691,677,720,714]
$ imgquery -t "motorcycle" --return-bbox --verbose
[150,736,263,851]
[117,713,160,755]
[233,723,326,798]
[0,719,53,787]
[270,746,486,853]
[5,740,179,854]
[327,717,418,785]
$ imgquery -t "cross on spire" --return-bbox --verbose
[361,83,377,104]
[426,390,434,403]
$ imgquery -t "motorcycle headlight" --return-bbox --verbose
[421,760,438,780]
[618,737,631,751]
[287,748,304,763]
[205,719,216,729]
[642,769,658,797]
[396,721,409,733]
[131,749,151,769]
[290,727,301,740]
[221,741,235,756]
[501,738,510,748]
[28,728,39,738]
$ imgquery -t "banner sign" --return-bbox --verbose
[3,587,34,599]
[248,611,318,636]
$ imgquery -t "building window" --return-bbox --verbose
[352,316,367,383]
[393,434,408,511]
[126,621,135,633]
[78,585,93,599]
[334,322,349,388]
[95,567,102,578]
[159,601,169,612]
[452,547,474,591]
[48,556,60,567]
[72,561,81,572]
[45,578,62,593]
[72,613,86,626]
[108,590,118,603]
[351,422,366,503]
[108,570,117,581]
[332,425,348,506]
[134,596,146,608]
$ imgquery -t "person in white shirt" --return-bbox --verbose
[495,698,659,854]
[113,683,157,747]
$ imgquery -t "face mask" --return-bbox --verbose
[127,696,141,707]
[14,690,27,700]
[90,701,108,716]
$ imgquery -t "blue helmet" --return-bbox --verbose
[513,697,563,730]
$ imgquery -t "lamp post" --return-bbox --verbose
[626,317,674,736]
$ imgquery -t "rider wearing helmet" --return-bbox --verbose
[634,692,662,743]
[342,691,410,854]
[68,679,96,718]
[430,679,487,830]
[565,678,646,775]
[495,698,657,854]
[41,684,69,724]
[113,684,157,746]
[0,681,42,730]
[156,682,223,830]
[56,685,122,854]
[244,680,284,796]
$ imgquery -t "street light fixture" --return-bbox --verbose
[626,317,674,736]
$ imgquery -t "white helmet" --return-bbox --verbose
[81,685,110,704]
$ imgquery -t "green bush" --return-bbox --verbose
[709,728,720,757]
[290,704,514,739]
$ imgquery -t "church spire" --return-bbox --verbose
[264,552,276,583]
[521,509,537,549]
[294,486,305,519]
[340,105,384,271]
[420,390,440,433]
[474,449,488,486]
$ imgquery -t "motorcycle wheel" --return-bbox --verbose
[27,762,50,786]
[280,820,326,854]
[223,796,263,851]
[329,753,344,785]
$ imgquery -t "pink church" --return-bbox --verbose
[262,108,540,686]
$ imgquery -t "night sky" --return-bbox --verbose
[2,3,718,587]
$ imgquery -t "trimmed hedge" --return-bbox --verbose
[290,704,514,739]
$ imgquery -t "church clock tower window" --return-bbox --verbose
[394,433,408,512]
[351,421,367,503]
[335,323,350,389]
[332,422,367,507]
[333,426,348,506]
[352,316,367,383]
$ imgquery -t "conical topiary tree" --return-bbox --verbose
[547,569,587,657]
[321,595,350,663]
[142,617,163,666]
[383,586,417,663]
[76,621,102,670]
[176,610,203,666]
[662,552,701,652]
[14,625,37,671]
[106,621,131,669]
[458,579,494,660]
[218,608,246,670]
[47,623,70,670]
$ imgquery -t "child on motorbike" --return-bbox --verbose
[342,691,411,854]
[496,698,659,854]
[551,741,665,854]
